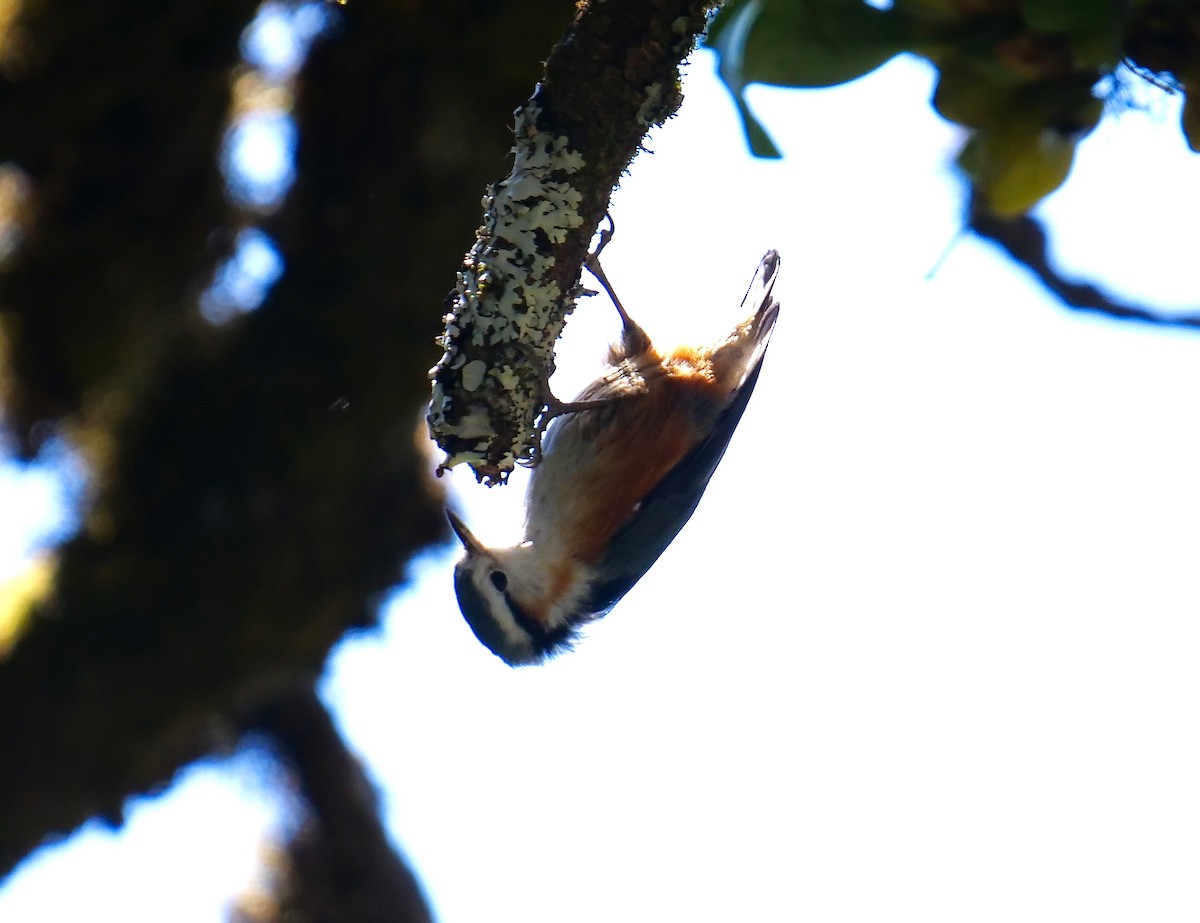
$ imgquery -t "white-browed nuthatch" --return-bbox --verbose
[448,250,781,665]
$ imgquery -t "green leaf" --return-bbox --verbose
[734,95,785,158]
[1019,0,1122,69]
[1019,0,1116,38]
[707,0,915,90]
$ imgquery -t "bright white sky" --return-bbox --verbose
[3,27,1200,923]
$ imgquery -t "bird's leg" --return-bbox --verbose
[514,342,622,467]
[519,217,652,467]
[584,214,652,357]
[584,214,634,331]
[530,369,620,435]
[523,392,621,468]
[543,393,619,418]
[585,251,635,332]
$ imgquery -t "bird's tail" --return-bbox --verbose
[712,250,781,390]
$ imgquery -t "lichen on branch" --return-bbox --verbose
[427,0,715,485]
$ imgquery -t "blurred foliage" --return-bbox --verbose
[0,556,55,658]
[707,0,1198,215]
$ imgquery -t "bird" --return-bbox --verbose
[448,249,781,665]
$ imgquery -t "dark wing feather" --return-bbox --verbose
[581,356,768,616]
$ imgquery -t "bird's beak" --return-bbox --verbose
[447,509,486,555]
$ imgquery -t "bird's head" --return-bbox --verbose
[447,511,582,666]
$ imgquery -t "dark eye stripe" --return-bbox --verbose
[504,592,545,640]
[504,592,574,655]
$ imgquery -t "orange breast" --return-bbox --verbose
[528,556,580,626]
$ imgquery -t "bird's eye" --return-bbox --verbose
[489,570,508,592]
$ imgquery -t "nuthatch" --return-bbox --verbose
[448,250,781,665]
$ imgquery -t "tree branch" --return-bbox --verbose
[428,0,716,484]
[969,195,1200,331]
[234,685,433,923]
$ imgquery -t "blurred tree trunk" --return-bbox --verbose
[232,685,435,923]
[0,0,573,889]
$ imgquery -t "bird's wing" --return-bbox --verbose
[582,355,769,616]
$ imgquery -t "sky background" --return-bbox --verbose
[3,7,1200,922]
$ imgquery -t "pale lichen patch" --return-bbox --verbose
[461,360,487,392]
[637,83,665,127]
[427,91,587,486]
